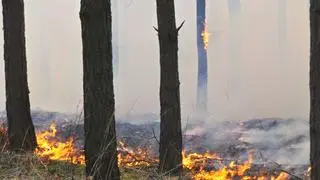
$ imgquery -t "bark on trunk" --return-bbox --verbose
[2,0,37,151]
[155,0,183,176]
[80,0,120,179]
[310,0,320,179]
[196,0,208,114]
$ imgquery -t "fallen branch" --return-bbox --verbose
[279,169,303,180]
[267,159,304,180]
[118,150,158,165]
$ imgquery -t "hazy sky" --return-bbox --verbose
[0,0,310,121]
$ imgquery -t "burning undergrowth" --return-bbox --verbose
[0,111,311,179]
[32,122,293,179]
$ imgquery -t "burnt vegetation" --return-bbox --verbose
[0,0,315,180]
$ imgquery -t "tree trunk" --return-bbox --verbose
[310,0,320,179]
[196,0,208,114]
[80,1,120,179]
[155,0,183,176]
[2,0,37,151]
[112,0,119,78]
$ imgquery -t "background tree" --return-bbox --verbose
[310,0,320,179]
[154,0,184,175]
[196,0,208,114]
[2,0,37,151]
[80,0,120,179]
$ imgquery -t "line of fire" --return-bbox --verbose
[0,0,313,179]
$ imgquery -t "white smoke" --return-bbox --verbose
[0,0,310,165]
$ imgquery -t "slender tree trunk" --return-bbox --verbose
[2,0,37,151]
[196,0,208,114]
[310,0,320,179]
[155,0,183,175]
[80,1,120,179]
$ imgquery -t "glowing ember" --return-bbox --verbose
[305,166,311,177]
[35,122,85,165]
[201,19,210,50]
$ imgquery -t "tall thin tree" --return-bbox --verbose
[80,0,120,179]
[196,0,208,114]
[154,0,184,175]
[2,0,37,151]
[310,0,320,179]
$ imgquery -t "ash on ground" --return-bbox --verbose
[0,110,309,178]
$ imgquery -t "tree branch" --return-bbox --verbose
[151,126,160,144]
[176,20,185,32]
[153,26,158,32]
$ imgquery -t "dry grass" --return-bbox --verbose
[0,152,85,180]
[0,152,183,180]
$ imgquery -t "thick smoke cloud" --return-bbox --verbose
[0,0,309,122]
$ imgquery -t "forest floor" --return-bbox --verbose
[0,151,157,180]
[0,152,183,180]
[0,151,308,180]
[0,152,85,179]
[0,111,310,179]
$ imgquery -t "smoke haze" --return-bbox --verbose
[0,0,309,122]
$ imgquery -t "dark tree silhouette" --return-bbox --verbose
[80,0,120,179]
[154,0,184,175]
[2,0,37,151]
[310,0,320,179]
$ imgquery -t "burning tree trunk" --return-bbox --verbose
[196,0,208,114]
[310,0,320,179]
[79,1,120,179]
[2,0,37,151]
[154,0,183,175]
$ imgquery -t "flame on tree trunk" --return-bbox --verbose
[155,0,183,175]
[2,0,37,151]
[196,0,208,114]
[80,0,120,179]
[310,0,320,179]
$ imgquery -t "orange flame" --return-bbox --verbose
[182,151,289,180]
[34,122,159,167]
[35,122,85,165]
[117,141,158,167]
[32,122,299,179]
[201,19,210,50]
